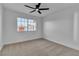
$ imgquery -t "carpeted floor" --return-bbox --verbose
[0,38,79,56]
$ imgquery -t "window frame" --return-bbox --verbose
[17,17,36,32]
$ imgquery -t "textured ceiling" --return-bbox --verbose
[3,3,78,17]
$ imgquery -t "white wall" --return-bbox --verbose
[43,6,79,50]
[2,4,79,50]
[2,8,43,44]
[0,4,3,49]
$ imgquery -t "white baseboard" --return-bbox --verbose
[44,37,79,51]
[4,37,41,45]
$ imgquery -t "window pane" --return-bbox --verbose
[17,17,25,32]
[21,18,25,22]
[27,19,36,31]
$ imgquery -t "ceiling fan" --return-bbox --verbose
[24,3,49,14]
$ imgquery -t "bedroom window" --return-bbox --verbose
[17,17,36,32]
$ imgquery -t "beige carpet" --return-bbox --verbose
[0,38,79,56]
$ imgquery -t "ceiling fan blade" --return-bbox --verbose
[38,11,41,14]
[24,5,35,9]
[30,10,36,13]
[39,8,49,10]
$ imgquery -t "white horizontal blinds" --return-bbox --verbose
[17,17,36,32]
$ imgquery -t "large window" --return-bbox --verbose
[17,17,36,32]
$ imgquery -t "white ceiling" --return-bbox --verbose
[3,3,78,17]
